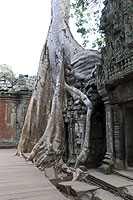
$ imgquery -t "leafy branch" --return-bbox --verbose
[71,0,105,49]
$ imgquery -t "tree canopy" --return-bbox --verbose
[71,0,105,49]
[0,64,15,77]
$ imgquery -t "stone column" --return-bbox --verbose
[98,87,114,174]
[99,99,114,174]
[104,100,114,156]
[113,104,125,169]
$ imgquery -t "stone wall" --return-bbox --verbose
[98,0,133,171]
[98,0,133,85]
[0,75,35,147]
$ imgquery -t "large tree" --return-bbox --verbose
[14,0,101,170]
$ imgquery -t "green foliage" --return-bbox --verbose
[71,0,105,50]
[0,64,15,77]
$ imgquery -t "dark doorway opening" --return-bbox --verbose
[124,107,133,167]
[64,122,69,162]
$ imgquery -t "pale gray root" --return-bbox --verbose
[64,83,93,168]
[13,50,51,156]
[27,50,65,169]
[13,96,38,156]
[72,168,83,181]
[71,50,101,83]
[75,107,93,168]
[62,164,84,181]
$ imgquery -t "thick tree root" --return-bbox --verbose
[25,50,65,168]
[13,96,37,156]
[65,82,93,168]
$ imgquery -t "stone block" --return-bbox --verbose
[58,181,74,195]
[125,185,133,199]
[71,182,99,198]
[93,189,124,200]
[45,167,57,179]
[87,170,133,193]
[44,167,58,185]
[99,164,112,174]
[45,167,72,186]
[80,192,93,200]
[114,159,125,170]
[58,181,99,198]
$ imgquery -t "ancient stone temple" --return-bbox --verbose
[0,75,35,147]
[98,0,133,171]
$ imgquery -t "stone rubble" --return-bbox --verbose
[58,181,99,198]
[54,169,133,200]
[58,180,125,200]
[0,74,36,93]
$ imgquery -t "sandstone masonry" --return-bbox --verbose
[0,74,35,147]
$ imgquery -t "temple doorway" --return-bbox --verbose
[124,107,133,167]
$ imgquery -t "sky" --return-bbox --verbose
[0,0,100,77]
[0,0,51,76]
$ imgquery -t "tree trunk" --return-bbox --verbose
[15,0,101,169]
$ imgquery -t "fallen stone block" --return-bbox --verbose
[58,181,99,197]
[45,167,71,186]
[45,167,57,180]
[87,170,133,194]
[71,182,99,197]
[124,185,133,200]
[78,192,93,200]
[93,189,124,200]
[58,181,75,195]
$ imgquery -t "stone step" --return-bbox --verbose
[58,180,124,200]
[93,189,124,200]
[81,189,124,200]
[58,181,99,198]
[80,190,124,200]
[114,170,133,181]
[125,186,133,200]
[87,169,133,199]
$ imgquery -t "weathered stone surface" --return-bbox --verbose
[63,92,105,167]
[0,75,35,147]
[87,170,133,190]
[124,185,133,199]
[0,74,35,93]
[98,0,133,170]
[80,192,93,200]
[45,167,57,181]
[93,189,124,200]
[44,168,71,186]
[58,181,99,197]
[99,164,112,175]
[58,181,73,195]
[99,0,133,85]
[71,183,99,197]
[114,170,133,181]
